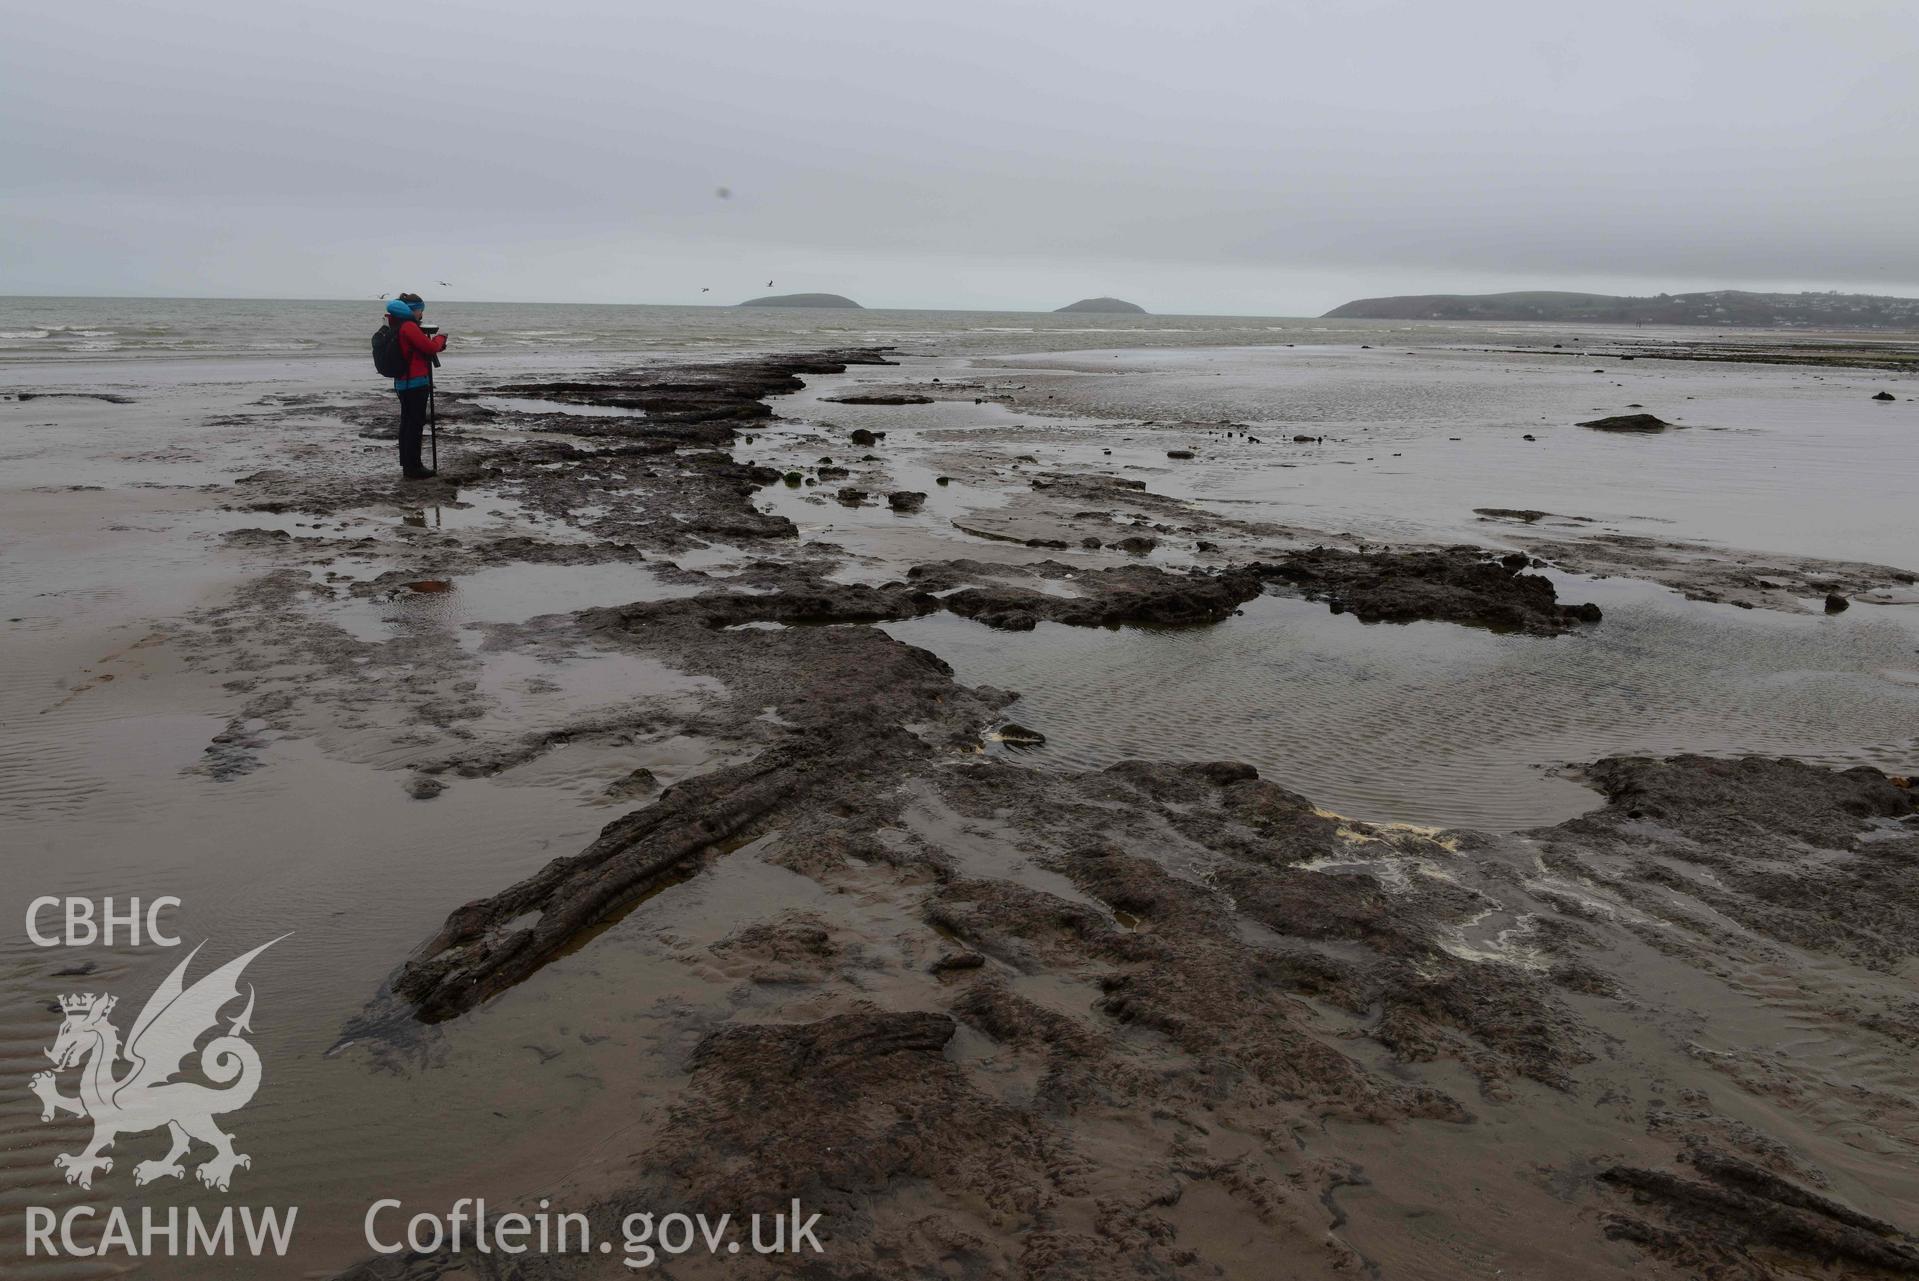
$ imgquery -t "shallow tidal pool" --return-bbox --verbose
[884,577,1919,831]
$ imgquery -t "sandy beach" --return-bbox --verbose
[4,311,1917,1279]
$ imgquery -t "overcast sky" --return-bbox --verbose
[4,0,1915,313]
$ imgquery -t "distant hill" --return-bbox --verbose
[1055,296,1147,314]
[737,292,863,309]
[1321,289,1919,330]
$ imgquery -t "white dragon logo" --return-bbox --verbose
[29,937,284,1192]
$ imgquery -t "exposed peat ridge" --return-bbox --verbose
[8,389,138,403]
[1250,545,1603,634]
[1580,412,1679,432]
[1528,532,1919,612]
[198,350,1916,1280]
[824,391,937,405]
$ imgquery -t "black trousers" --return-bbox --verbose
[397,385,430,473]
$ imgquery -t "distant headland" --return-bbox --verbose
[737,293,863,309]
[1055,297,1147,314]
[1321,289,1919,329]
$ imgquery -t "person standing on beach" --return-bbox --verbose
[385,294,446,479]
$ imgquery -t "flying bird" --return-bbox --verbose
[438,281,451,287]
[701,287,710,292]
[767,280,773,287]
[378,293,388,300]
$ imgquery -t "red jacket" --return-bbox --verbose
[394,319,447,384]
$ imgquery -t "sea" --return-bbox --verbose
[0,294,1828,365]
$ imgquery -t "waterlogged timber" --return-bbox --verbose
[4,325,1916,1279]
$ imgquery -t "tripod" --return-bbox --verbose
[427,344,442,473]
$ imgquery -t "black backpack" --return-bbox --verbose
[371,323,408,378]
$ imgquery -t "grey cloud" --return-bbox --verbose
[4,0,1915,309]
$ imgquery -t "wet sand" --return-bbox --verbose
[3,335,1916,1279]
